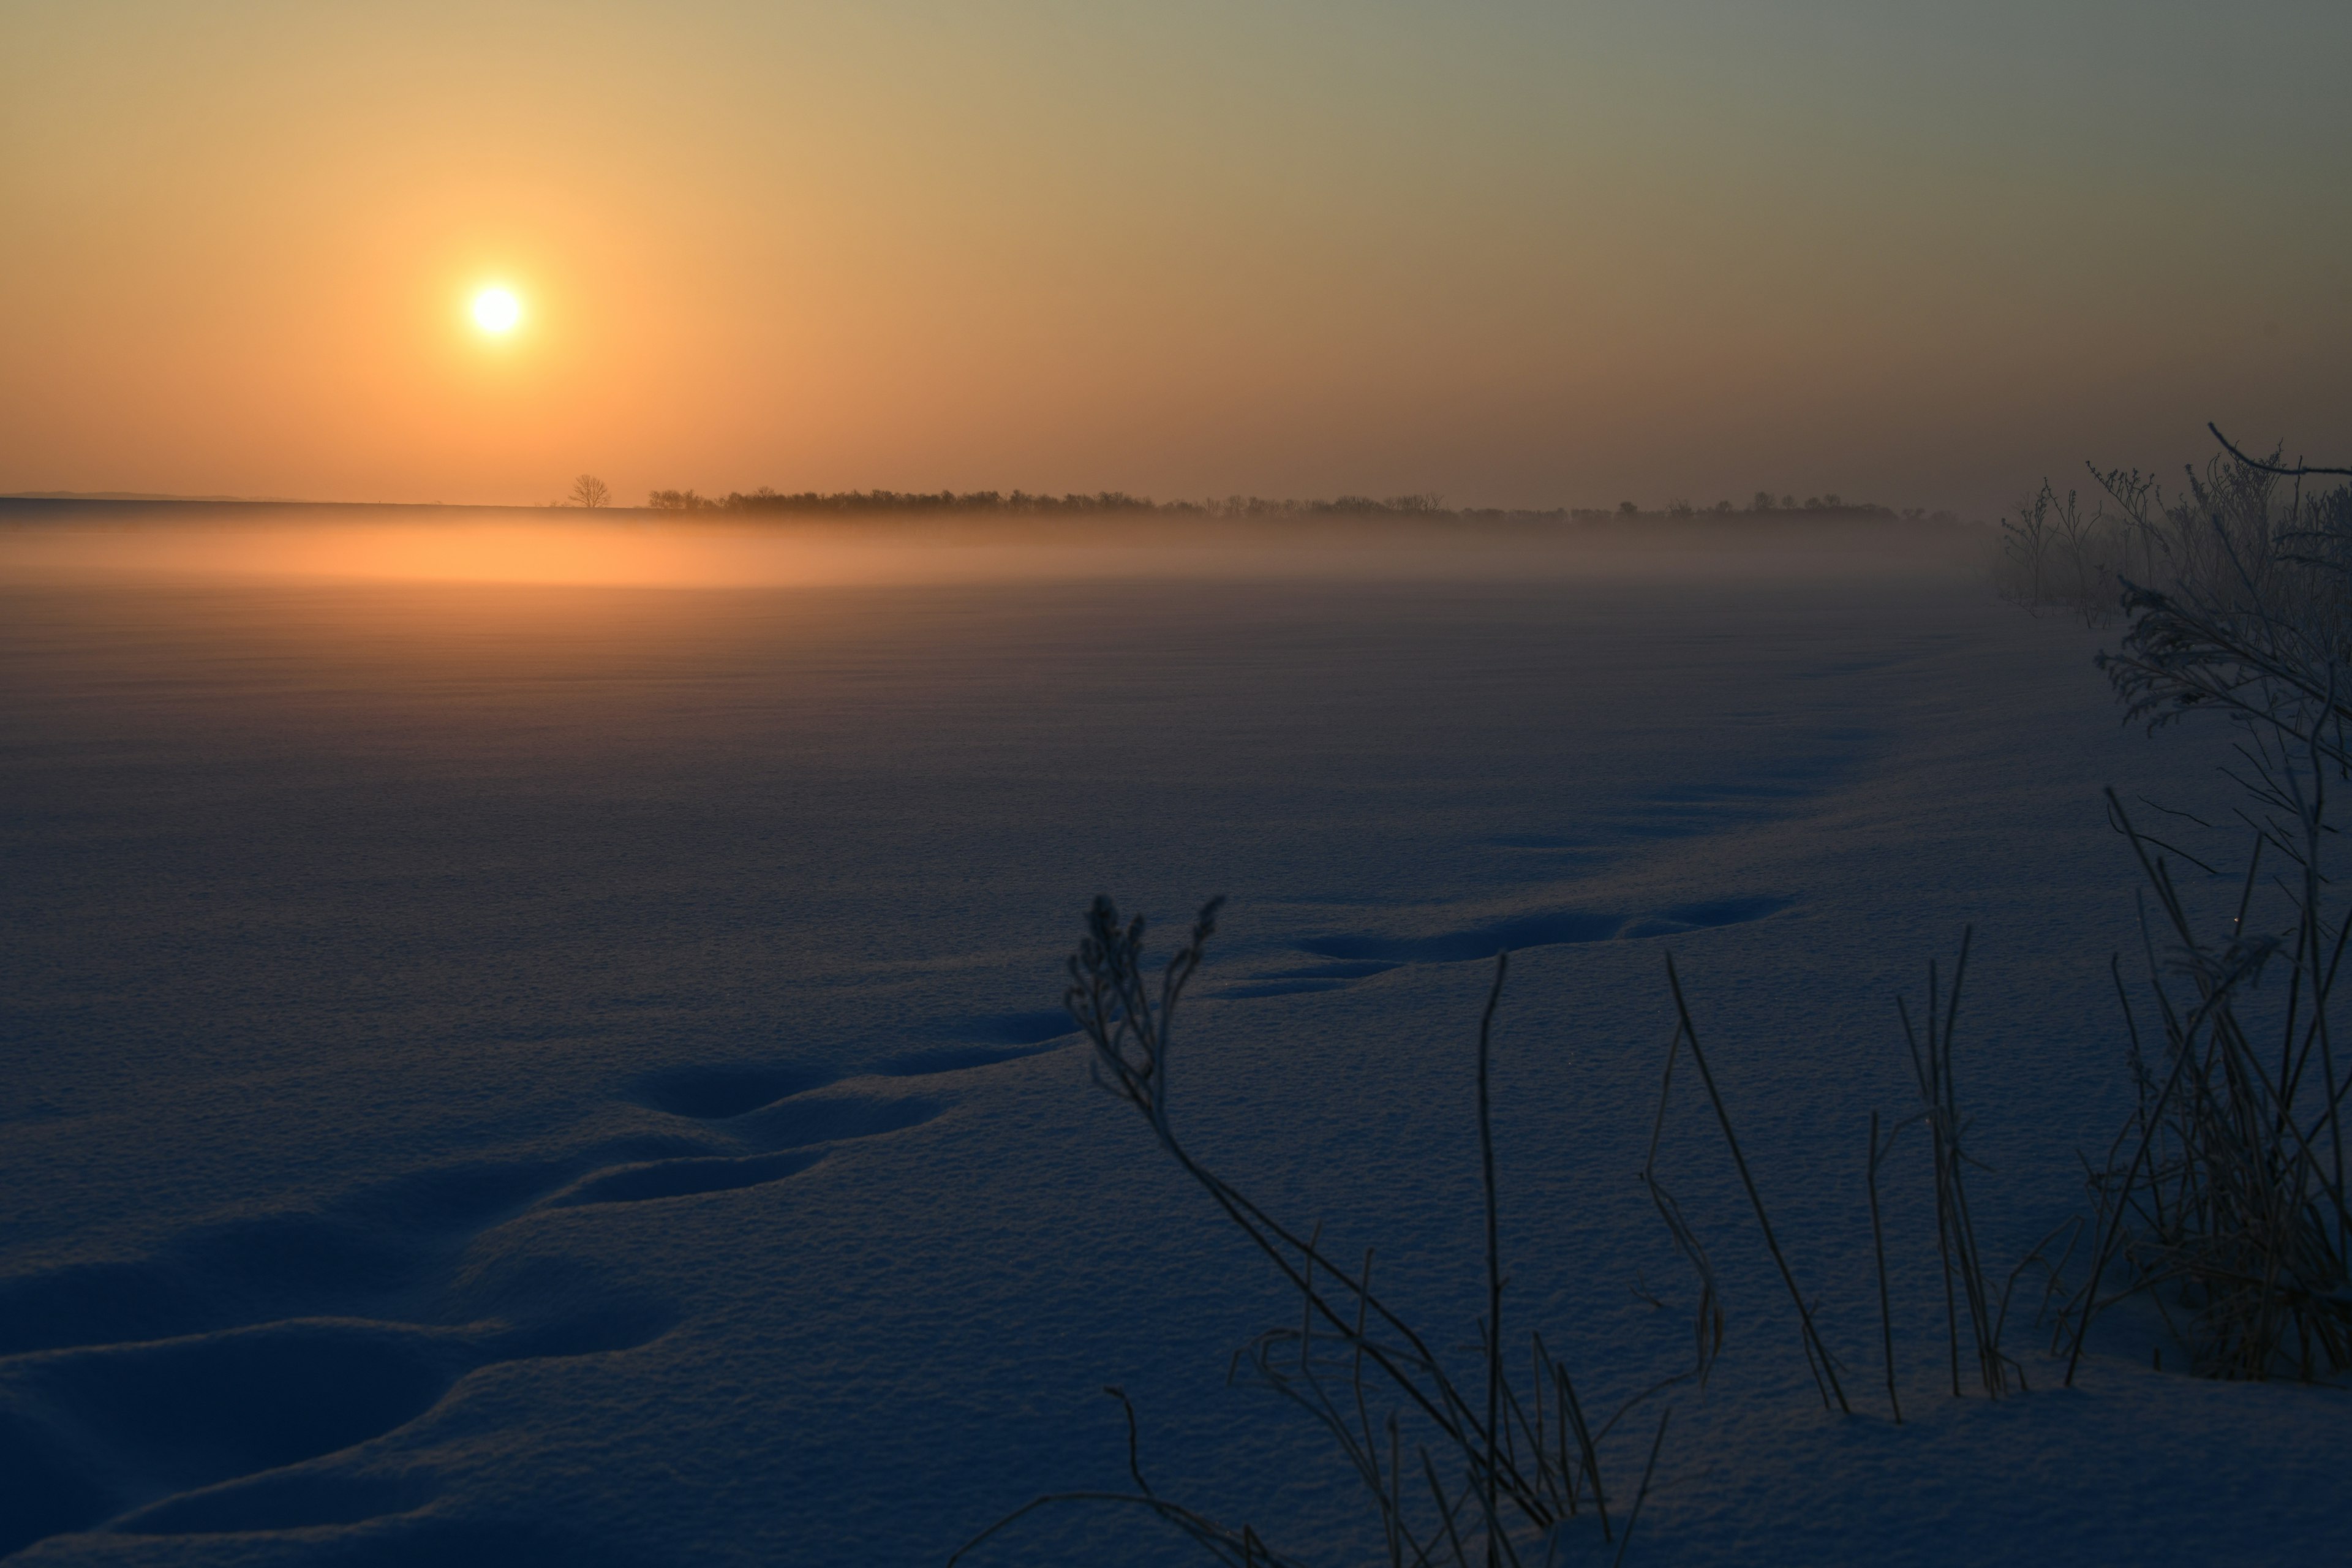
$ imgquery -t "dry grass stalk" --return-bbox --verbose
[1888,929,2025,1398]
[1866,1109,1901,1423]
[962,897,2076,1563]
[959,899,1817,1565]
[966,896,1606,1566]
[1662,957,1850,1414]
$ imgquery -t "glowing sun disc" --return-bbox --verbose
[472,288,522,333]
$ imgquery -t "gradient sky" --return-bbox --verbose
[4,1,2346,512]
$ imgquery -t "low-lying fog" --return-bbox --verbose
[0,501,1987,590]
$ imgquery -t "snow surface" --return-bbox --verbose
[3,540,2345,1565]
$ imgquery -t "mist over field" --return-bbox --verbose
[0,500,1989,593]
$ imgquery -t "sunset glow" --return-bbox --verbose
[1,2,2346,511]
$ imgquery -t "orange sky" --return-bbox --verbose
[4,1,2347,513]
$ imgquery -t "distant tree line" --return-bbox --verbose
[646,486,1164,516]
[639,484,1958,526]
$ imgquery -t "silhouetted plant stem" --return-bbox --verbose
[1610,1408,1671,1568]
[1663,953,1850,1414]
[1868,1109,1902,1424]
[1479,952,1509,1568]
[1900,986,1961,1398]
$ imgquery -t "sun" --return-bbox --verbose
[471,287,522,333]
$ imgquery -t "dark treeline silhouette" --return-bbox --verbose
[643,484,1956,526]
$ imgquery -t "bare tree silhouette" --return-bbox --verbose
[569,473,612,510]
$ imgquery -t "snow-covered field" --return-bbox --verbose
[4,530,2344,1565]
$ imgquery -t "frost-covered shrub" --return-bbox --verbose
[2057,432,2352,1382]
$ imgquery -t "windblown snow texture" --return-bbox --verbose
[4,560,2344,1564]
